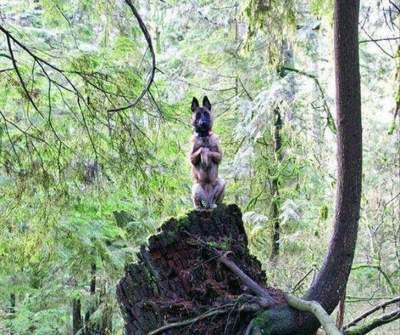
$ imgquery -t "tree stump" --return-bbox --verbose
[116,204,285,335]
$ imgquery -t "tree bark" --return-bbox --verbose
[304,0,362,310]
[72,298,83,335]
[270,107,283,259]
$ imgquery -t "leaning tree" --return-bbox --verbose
[253,0,363,333]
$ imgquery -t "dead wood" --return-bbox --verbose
[116,204,286,335]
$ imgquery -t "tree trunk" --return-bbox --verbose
[84,262,97,335]
[72,298,83,335]
[304,0,362,310]
[257,1,362,333]
[270,107,283,259]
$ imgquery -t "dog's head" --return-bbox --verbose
[191,96,213,136]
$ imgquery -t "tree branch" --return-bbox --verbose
[217,252,275,304]
[343,295,400,330]
[147,306,231,335]
[343,308,400,335]
[282,66,337,134]
[108,0,156,113]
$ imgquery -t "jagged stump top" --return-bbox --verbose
[117,204,284,335]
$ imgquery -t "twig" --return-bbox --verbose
[238,77,253,100]
[282,66,337,134]
[359,36,400,43]
[108,0,156,113]
[6,35,44,118]
[147,306,231,335]
[343,295,400,330]
[292,268,314,293]
[361,27,395,58]
[351,264,396,294]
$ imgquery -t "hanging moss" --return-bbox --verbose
[243,0,297,69]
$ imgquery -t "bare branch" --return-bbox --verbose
[359,36,400,43]
[361,27,395,58]
[147,306,231,335]
[343,295,400,330]
[108,0,156,113]
[218,251,275,304]
[6,35,44,118]
[281,66,337,134]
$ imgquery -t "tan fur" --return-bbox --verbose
[190,132,225,209]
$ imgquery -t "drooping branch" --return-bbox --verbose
[282,66,337,134]
[147,306,232,335]
[108,0,156,113]
[0,20,156,175]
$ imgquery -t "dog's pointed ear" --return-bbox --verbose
[191,97,199,112]
[202,96,211,111]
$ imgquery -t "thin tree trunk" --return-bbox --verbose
[8,293,15,335]
[85,262,97,335]
[270,107,282,259]
[90,262,96,295]
[72,298,83,335]
[336,289,346,329]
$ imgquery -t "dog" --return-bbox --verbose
[190,96,225,210]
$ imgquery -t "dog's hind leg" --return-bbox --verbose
[192,183,208,210]
[209,178,225,208]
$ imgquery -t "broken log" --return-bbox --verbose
[116,204,287,335]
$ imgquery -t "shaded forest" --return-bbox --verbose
[0,0,399,334]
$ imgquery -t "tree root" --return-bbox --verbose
[147,306,231,335]
[285,295,341,335]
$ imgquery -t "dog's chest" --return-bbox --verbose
[194,135,218,151]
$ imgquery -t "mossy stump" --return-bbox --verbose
[116,204,285,335]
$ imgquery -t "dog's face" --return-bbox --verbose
[191,96,213,135]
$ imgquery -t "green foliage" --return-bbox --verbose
[243,0,297,68]
[0,0,399,334]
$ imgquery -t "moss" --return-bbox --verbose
[252,306,305,335]
[207,237,232,251]
[253,310,273,335]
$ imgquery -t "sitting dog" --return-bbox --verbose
[190,96,225,210]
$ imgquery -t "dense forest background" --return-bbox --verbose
[0,0,398,334]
